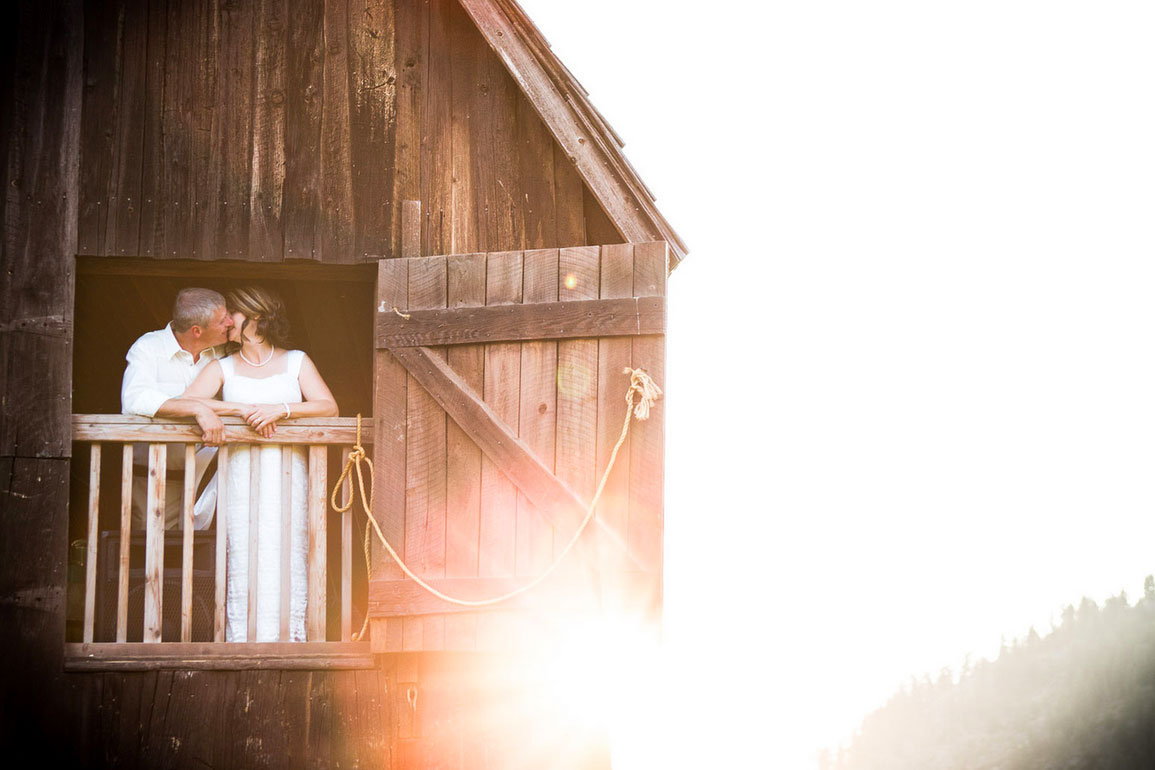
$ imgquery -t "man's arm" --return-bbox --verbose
[154,398,224,445]
[121,341,225,444]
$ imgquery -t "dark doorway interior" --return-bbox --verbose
[73,257,377,415]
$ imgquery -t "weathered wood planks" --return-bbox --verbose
[63,642,374,671]
[306,445,327,641]
[444,252,486,649]
[248,0,288,262]
[81,0,400,263]
[376,295,666,347]
[71,415,374,444]
[630,241,668,591]
[75,0,650,265]
[143,443,166,642]
[369,245,666,650]
[282,0,324,260]
[596,244,634,579]
[348,0,395,259]
[404,254,449,650]
[518,250,559,577]
[367,575,653,617]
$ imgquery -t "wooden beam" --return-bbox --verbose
[367,574,657,616]
[71,415,373,445]
[75,255,378,281]
[389,346,587,535]
[376,295,665,347]
[63,642,376,671]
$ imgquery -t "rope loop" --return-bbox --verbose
[332,368,661,641]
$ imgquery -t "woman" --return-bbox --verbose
[183,287,338,642]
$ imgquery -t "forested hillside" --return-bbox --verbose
[827,578,1155,770]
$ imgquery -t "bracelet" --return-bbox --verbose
[282,402,291,419]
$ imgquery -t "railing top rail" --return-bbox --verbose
[72,415,373,445]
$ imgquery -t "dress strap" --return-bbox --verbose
[287,349,306,379]
[219,355,235,379]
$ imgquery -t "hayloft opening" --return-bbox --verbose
[72,257,377,416]
[68,256,377,644]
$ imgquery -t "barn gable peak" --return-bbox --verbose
[458,0,688,267]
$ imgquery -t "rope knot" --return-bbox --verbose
[624,367,662,421]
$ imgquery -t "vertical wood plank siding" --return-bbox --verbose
[0,0,84,762]
[404,255,449,650]
[443,252,485,649]
[79,0,620,264]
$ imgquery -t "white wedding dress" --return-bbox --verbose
[219,350,309,642]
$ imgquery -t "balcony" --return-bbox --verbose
[65,415,374,670]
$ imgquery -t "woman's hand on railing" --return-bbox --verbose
[243,403,287,438]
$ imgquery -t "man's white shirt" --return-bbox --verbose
[120,324,221,529]
[121,323,220,416]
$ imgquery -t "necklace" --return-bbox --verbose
[239,344,275,368]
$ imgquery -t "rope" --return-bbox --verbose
[331,367,662,641]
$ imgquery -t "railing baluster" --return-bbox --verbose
[83,444,101,643]
[280,445,292,642]
[307,445,327,641]
[181,443,195,642]
[117,445,132,643]
[214,445,229,642]
[248,446,260,642]
[341,447,352,642]
[143,443,166,643]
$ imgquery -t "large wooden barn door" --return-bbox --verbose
[368,243,667,652]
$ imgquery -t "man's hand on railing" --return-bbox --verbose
[194,405,225,445]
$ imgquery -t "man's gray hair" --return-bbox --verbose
[172,288,226,333]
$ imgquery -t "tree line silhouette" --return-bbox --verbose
[825,577,1155,770]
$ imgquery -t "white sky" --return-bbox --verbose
[516,1,1155,767]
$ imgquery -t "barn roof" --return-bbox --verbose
[458,0,688,268]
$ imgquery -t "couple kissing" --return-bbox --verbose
[120,286,338,642]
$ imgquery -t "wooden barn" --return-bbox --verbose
[0,0,685,765]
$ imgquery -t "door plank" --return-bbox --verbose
[403,255,449,650]
[443,252,486,649]
[517,249,559,578]
[596,244,634,579]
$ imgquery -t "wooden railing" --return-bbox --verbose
[65,415,374,670]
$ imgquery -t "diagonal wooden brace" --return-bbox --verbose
[391,345,585,532]
[389,345,639,566]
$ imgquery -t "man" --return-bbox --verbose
[121,287,234,529]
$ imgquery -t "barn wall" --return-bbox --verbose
[77,0,622,264]
[0,0,86,762]
[3,0,618,764]
[77,667,392,766]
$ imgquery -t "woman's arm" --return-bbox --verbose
[181,360,254,418]
[245,353,339,434]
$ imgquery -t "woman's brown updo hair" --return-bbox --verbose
[225,286,291,350]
